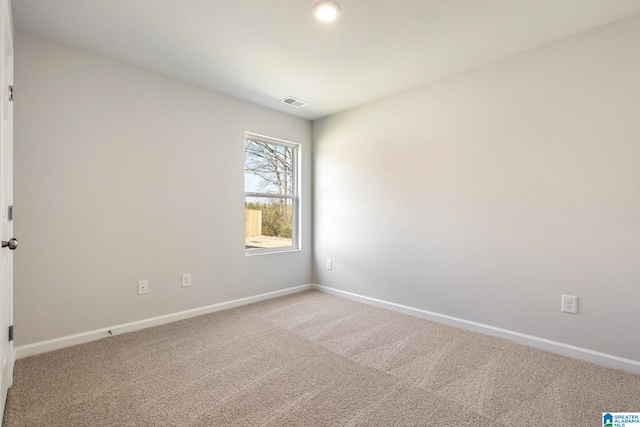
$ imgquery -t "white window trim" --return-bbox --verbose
[244,132,300,255]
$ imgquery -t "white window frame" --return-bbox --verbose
[244,132,300,255]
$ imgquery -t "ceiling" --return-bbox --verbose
[12,0,640,120]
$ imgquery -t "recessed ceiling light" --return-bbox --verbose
[313,1,341,22]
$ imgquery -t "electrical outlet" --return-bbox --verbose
[562,294,577,314]
[138,279,149,295]
[326,259,332,270]
[182,273,191,287]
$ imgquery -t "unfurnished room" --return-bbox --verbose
[0,0,638,426]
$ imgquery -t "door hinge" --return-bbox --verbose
[8,85,13,102]
[8,325,13,342]
[8,205,13,221]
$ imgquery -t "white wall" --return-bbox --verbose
[314,15,640,362]
[14,32,312,346]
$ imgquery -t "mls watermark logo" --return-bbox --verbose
[604,413,613,427]
[603,412,640,427]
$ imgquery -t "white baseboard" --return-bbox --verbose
[15,284,312,360]
[313,284,640,375]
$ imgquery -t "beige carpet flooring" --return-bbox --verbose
[3,290,639,426]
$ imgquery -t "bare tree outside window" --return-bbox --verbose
[244,136,298,252]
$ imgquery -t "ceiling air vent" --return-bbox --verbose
[280,96,308,108]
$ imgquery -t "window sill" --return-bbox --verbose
[245,247,301,256]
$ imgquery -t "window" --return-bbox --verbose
[244,133,299,254]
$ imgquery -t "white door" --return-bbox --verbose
[0,0,13,416]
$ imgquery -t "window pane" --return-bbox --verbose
[244,138,294,195]
[245,197,293,250]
